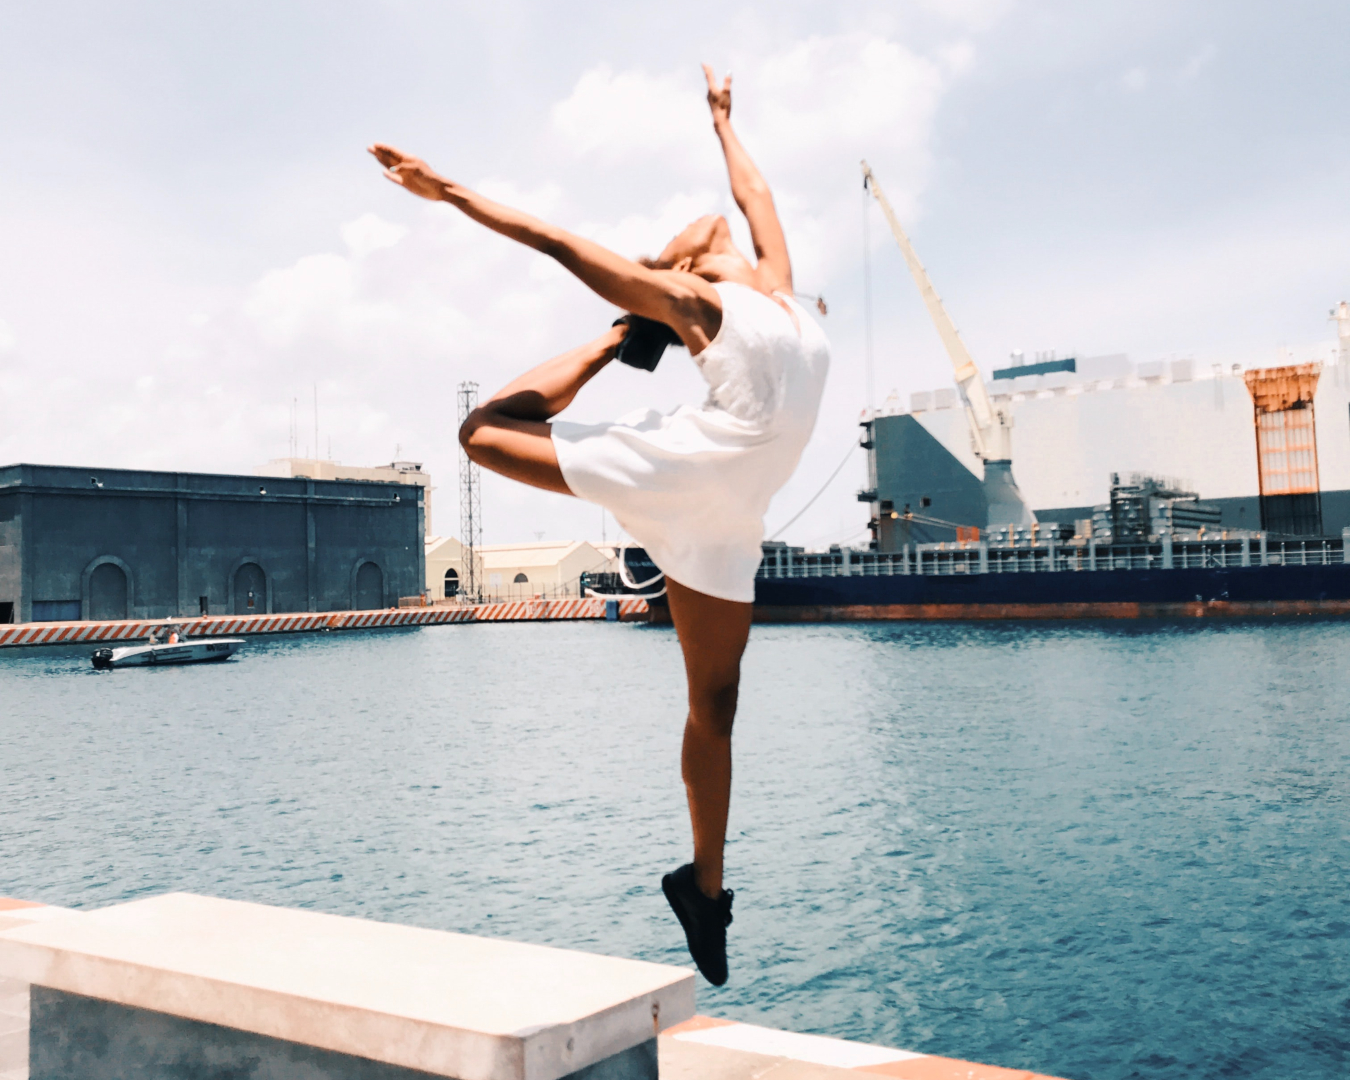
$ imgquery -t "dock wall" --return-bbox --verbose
[0,597,650,648]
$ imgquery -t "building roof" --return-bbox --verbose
[479,541,597,570]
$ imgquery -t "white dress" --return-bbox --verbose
[551,281,830,602]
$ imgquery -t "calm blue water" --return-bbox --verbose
[2,620,1348,1080]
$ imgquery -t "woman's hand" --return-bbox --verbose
[368,143,447,202]
[703,64,731,125]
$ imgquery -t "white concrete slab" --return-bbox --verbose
[0,893,694,1080]
[672,1023,924,1069]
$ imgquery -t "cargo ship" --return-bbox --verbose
[607,166,1350,622]
[615,529,1350,624]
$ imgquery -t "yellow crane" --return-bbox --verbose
[861,160,1035,529]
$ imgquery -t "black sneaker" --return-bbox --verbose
[662,863,733,986]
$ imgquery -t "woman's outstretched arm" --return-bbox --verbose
[368,144,722,353]
[702,65,792,295]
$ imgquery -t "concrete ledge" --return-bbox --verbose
[0,894,693,1080]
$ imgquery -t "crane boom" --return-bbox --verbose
[861,160,1034,527]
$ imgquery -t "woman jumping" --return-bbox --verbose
[370,64,829,985]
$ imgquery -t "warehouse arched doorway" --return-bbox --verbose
[353,561,383,610]
[443,568,459,598]
[87,560,129,621]
[233,562,267,615]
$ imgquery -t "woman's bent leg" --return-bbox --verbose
[459,325,626,494]
[665,577,754,899]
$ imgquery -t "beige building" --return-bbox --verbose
[424,538,618,602]
[260,458,433,537]
[425,535,482,601]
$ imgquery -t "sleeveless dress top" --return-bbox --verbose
[551,281,830,602]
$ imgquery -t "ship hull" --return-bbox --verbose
[647,564,1350,623]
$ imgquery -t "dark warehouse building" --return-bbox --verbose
[0,464,425,624]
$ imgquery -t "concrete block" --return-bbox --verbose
[0,893,693,1080]
[29,988,658,1080]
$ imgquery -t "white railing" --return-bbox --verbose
[755,536,1347,580]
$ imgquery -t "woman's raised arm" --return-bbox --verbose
[368,144,722,353]
[702,65,792,295]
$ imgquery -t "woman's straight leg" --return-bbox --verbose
[665,577,754,898]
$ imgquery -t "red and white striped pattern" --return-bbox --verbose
[472,596,649,622]
[0,598,648,648]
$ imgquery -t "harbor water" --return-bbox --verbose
[2,620,1348,1080]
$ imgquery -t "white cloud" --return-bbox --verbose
[1121,67,1149,93]
[555,34,950,191]
[244,252,360,346]
[1179,43,1217,82]
[551,66,709,163]
[0,318,14,354]
[340,213,409,259]
[745,34,946,169]
[915,0,1014,32]
[551,32,961,293]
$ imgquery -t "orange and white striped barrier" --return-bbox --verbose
[471,596,649,622]
[665,1015,1069,1080]
[0,597,648,648]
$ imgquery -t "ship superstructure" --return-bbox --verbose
[858,162,1350,548]
[861,340,1350,547]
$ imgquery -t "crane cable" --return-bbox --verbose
[588,437,864,595]
[766,439,860,542]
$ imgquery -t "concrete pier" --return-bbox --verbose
[0,894,690,1079]
[0,896,1067,1080]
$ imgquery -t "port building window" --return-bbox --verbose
[513,573,529,583]
[443,568,459,598]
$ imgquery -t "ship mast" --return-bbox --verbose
[861,161,1035,529]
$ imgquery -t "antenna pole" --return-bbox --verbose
[313,383,319,462]
[457,382,483,603]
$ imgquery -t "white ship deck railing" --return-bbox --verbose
[755,536,1348,579]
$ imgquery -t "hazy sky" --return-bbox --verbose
[3,1,1348,545]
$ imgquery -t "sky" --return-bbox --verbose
[3,1,1348,547]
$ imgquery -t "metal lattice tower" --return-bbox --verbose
[457,382,483,602]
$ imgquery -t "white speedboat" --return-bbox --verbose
[92,634,244,669]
